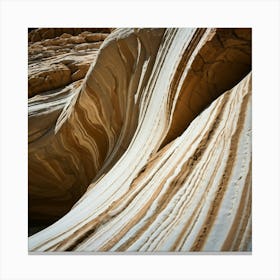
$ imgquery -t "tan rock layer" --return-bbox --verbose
[28,28,111,43]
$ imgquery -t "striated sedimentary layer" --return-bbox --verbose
[28,28,252,252]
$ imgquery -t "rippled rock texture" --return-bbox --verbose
[28,28,252,252]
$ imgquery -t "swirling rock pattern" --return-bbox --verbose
[28,28,252,252]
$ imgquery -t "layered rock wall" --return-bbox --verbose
[28,28,251,252]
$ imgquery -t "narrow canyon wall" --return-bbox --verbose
[28,28,251,252]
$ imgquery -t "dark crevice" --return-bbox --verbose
[161,28,251,148]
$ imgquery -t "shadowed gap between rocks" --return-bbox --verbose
[161,28,251,148]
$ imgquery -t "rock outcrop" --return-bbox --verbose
[28,28,110,97]
[28,28,251,252]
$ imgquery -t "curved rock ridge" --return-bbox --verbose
[28,28,252,252]
[29,28,166,228]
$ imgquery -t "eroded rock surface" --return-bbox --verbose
[28,28,252,252]
[28,28,110,97]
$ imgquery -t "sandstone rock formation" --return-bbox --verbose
[28,28,110,98]
[28,28,251,252]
